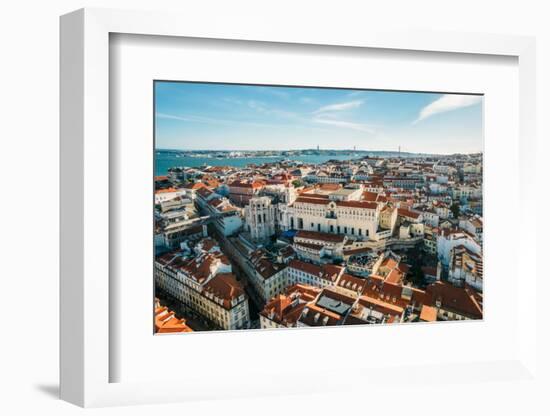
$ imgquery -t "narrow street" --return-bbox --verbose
[155,287,213,332]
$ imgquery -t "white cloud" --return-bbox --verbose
[309,99,372,132]
[156,112,314,130]
[313,100,363,114]
[312,115,375,133]
[414,94,482,124]
[156,113,195,122]
[156,112,274,128]
[247,100,300,120]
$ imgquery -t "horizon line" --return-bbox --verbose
[156,147,483,156]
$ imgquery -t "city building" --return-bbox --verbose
[154,298,193,333]
[293,230,348,263]
[228,179,264,206]
[288,197,380,239]
[259,284,321,329]
[287,259,345,289]
[244,196,277,242]
[154,149,484,330]
[154,242,251,330]
[447,245,483,291]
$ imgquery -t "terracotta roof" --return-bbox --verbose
[154,300,193,333]
[196,187,214,197]
[380,257,398,270]
[279,245,296,258]
[318,183,341,191]
[184,182,207,190]
[425,281,483,319]
[228,180,264,189]
[155,251,187,269]
[358,295,404,316]
[319,287,358,306]
[155,187,179,194]
[208,198,224,207]
[362,276,430,309]
[298,304,342,326]
[362,191,378,202]
[343,247,372,256]
[419,305,437,322]
[336,273,368,293]
[335,200,378,209]
[288,259,344,283]
[293,197,329,205]
[180,253,219,283]
[385,269,404,285]
[202,273,245,310]
[297,192,330,199]
[398,208,421,219]
[197,237,219,253]
[295,230,346,243]
[260,290,313,327]
[285,284,322,302]
[250,249,286,279]
[294,242,324,252]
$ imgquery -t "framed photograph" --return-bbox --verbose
[152,80,484,333]
[60,8,538,408]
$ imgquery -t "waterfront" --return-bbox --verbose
[155,152,364,176]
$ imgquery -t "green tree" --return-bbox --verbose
[410,263,425,287]
[450,202,460,219]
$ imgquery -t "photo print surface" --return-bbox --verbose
[153,81,483,334]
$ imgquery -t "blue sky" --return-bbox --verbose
[155,82,483,154]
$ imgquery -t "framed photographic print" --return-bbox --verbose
[60,7,539,408]
[152,80,484,334]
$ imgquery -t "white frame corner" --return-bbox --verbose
[60,7,537,407]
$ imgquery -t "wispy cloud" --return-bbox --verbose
[157,112,326,132]
[309,99,372,132]
[246,100,300,120]
[347,90,366,98]
[157,113,206,123]
[156,112,276,129]
[313,100,363,114]
[312,115,375,133]
[413,94,482,124]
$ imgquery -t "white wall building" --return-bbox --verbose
[248,249,288,301]
[244,196,277,242]
[448,245,483,291]
[288,197,379,239]
[452,184,482,201]
[154,188,187,204]
[293,230,347,263]
[287,259,345,289]
[436,230,482,269]
[154,251,250,330]
[459,216,483,242]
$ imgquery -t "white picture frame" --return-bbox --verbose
[60,7,538,408]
